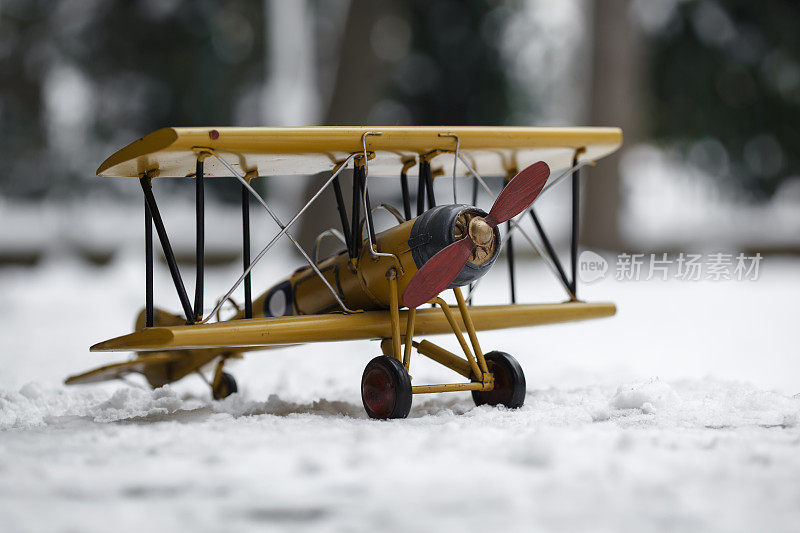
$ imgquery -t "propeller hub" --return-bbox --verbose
[468,217,494,246]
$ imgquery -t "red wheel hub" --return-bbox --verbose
[362,366,396,418]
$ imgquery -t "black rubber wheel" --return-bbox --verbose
[472,351,526,409]
[361,356,413,419]
[212,372,238,400]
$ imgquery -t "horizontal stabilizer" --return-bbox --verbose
[65,353,185,385]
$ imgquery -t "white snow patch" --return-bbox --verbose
[0,380,799,533]
[0,385,198,429]
[88,386,193,423]
[0,251,798,532]
[610,378,681,413]
[213,393,366,419]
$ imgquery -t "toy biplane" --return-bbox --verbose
[66,126,622,419]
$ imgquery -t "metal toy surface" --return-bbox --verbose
[66,126,622,419]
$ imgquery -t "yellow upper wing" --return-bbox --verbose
[97,126,622,179]
[91,302,616,352]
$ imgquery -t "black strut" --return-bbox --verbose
[364,186,376,245]
[400,165,412,221]
[506,221,516,304]
[570,152,580,297]
[242,182,252,319]
[139,174,194,324]
[504,174,516,304]
[144,192,154,327]
[351,163,363,257]
[193,158,204,321]
[528,207,572,294]
[332,173,353,256]
[416,163,426,216]
[423,160,436,209]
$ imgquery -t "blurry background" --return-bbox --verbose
[2,5,799,530]
[2,0,799,266]
[0,0,798,394]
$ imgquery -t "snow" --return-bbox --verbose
[1,251,798,532]
[608,378,681,414]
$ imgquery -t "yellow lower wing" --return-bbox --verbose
[91,302,616,353]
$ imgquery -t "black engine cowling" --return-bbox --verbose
[408,204,501,289]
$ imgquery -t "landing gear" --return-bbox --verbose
[472,351,526,409]
[212,372,238,400]
[209,356,238,400]
[361,356,412,419]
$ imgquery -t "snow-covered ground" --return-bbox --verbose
[1,252,798,532]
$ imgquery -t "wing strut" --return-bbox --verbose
[203,153,359,321]
[350,161,363,257]
[464,151,595,303]
[416,158,426,216]
[422,159,436,209]
[144,183,154,327]
[528,207,572,292]
[331,172,352,255]
[458,154,578,301]
[504,169,517,304]
[399,159,415,221]
[570,149,583,297]
[139,173,195,324]
[194,157,205,321]
[241,178,253,318]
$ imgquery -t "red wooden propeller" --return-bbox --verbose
[402,161,550,308]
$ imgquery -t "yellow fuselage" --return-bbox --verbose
[245,219,418,319]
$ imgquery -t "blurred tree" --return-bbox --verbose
[648,0,800,198]
[0,0,264,201]
[297,0,512,251]
[584,0,645,251]
[295,0,397,252]
[383,0,511,126]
